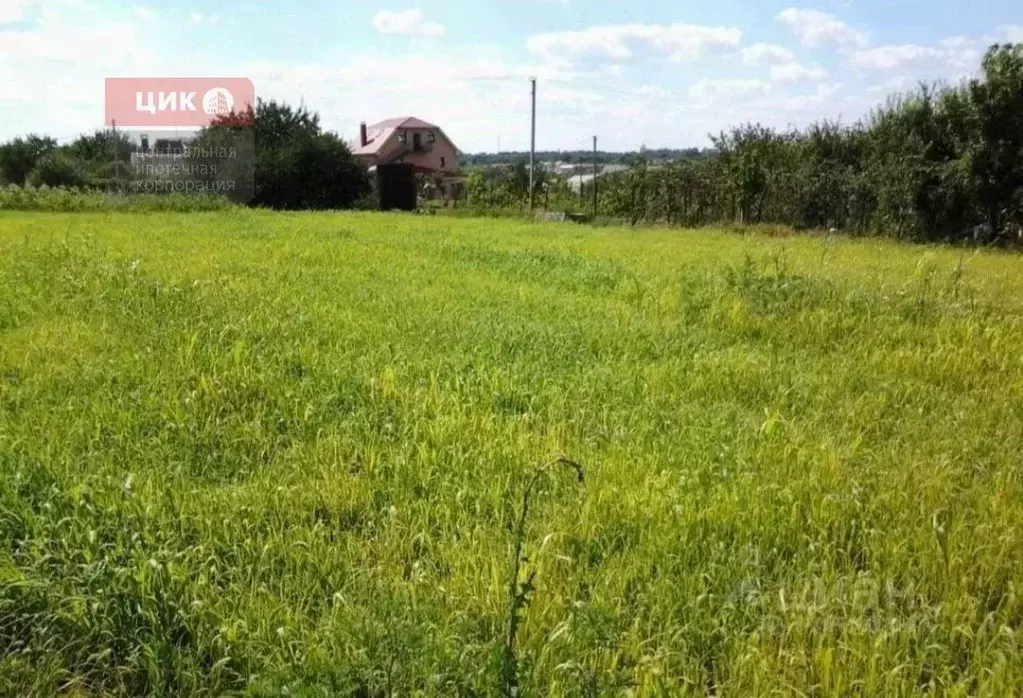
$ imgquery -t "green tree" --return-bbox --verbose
[466,169,514,209]
[713,124,789,224]
[506,160,530,200]
[202,100,368,210]
[27,152,88,188]
[968,43,1023,238]
[0,135,57,186]
[65,130,133,165]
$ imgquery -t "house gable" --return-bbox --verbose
[355,117,459,175]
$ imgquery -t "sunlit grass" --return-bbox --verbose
[2,211,1022,696]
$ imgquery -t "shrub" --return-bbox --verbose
[0,135,57,186]
[0,185,236,212]
[28,152,89,189]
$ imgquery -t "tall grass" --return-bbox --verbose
[1,211,1022,696]
[0,185,235,212]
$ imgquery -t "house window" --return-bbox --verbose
[413,132,422,151]
[441,156,446,168]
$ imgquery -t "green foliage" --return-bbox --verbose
[2,212,1023,695]
[27,152,89,189]
[0,135,57,186]
[466,169,515,209]
[456,42,1022,243]
[0,185,236,212]
[968,44,1023,232]
[1,130,134,193]
[465,161,579,214]
[501,458,585,697]
[589,42,1023,243]
[65,129,134,165]
[200,100,369,210]
[0,100,370,211]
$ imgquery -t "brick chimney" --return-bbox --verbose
[360,122,367,147]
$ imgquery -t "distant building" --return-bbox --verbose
[129,135,197,168]
[567,173,596,193]
[566,164,630,193]
[601,164,630,176]
[353,116,459,175]
[153,138,188,155]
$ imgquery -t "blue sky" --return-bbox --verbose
[1,0,1021,151]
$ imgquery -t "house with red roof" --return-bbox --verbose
[353,117,459,176]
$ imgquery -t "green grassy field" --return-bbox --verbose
[2,211,1023,697]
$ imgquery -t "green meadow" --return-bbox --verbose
[2,211,1022,697]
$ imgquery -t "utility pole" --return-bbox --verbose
[529,77,536,214]
[592,135,598,219]
[111,119,121,194]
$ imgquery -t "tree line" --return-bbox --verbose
[469,43,1023,244]
[461,147,711,168]
[3,43,1021,242]
[0,100,369,210]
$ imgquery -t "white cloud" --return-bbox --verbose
[527,23,741,64]
[634,84,672,100]
[770,62,827,82]
[0,0,36,23]
[188,11,219,25]
[0,64,32,103]
[937,36,982,71]
[0,4,171,141]
[764,82,843,111]
[237,48,582,150]
[851,38,981,73]
[688,78,769,106]
[688,75,847,116]
[0,1,1011,153]
[743,43,795,65]
[544,85,605,114]
[777,8,868,48]
[134,6,157,20]
[1005,26,1023,42]
[0,17,139,64]
[372,8,445,37]
[742,43,827,85]
[851,44,939,70]
[603,64,625,79]
[867,75,915,94]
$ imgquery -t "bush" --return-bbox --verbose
[0,135,56,186]
[583,44,1023,243]
[200,100,369,210]
[28,152,89,189]
[0,185,236,212]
